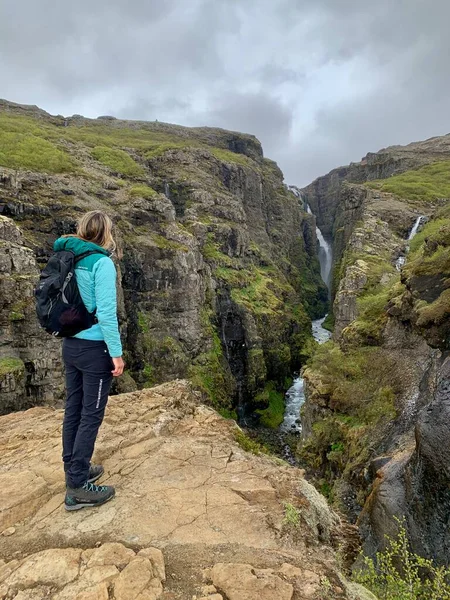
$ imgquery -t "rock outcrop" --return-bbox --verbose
[0,380,368,600]
[0,99,327,417]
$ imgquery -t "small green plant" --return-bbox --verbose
[354,523,450,599]
[283,502,300,528]
[0,357,25,377]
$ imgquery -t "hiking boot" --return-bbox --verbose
[65,481,115,511]
[87,464,104,483]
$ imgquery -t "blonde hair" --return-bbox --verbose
[75,211,116,252]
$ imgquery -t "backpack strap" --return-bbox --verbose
[74,250,105,263]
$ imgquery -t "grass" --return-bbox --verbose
[0,130,77,173]
[91,146,146,177]
[366,161,450,202]
[255,381,285,428]
[0,357,25,377]
[210,147,251,166]
[129,184,158,199]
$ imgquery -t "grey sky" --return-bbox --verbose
[1,0,449,185]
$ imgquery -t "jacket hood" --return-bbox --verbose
[53,236,110,257]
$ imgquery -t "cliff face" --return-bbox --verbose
[300,134,450,563]
[0,100,326,416]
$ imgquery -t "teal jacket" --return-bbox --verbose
[53,237,123,357]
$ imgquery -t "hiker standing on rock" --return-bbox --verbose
[51,211,124,510]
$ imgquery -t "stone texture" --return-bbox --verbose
[211,563,293,600]
[0,380,368,599]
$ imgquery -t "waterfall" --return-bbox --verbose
[395,215,425,271]
[306,205,333,288]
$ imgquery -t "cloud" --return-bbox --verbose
[0,0,449,185]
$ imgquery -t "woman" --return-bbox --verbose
[53,210,124,511]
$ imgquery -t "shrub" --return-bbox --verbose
[91,146,145,177]
[234,429,268,454]
[354,523,450,599]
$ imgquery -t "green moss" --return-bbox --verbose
[150,233,189,252]
[201,234,235,266]
[129,184,158,199]
[189,312,234,411]
[322,312,335,332]
[91,146,146,177]
[234,429,268,454]
[217,407,238,420]
[210,147,251,166]
[0,128,77,173]
[366,160,450,202]
[231,267,286,316]
[416,288,450,327]
[255,381,285,428]
[142,364,155,388]
[0,357,25,377]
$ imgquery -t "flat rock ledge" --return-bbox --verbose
[0,380,372,599]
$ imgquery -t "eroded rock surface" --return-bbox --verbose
[0,380,368,599]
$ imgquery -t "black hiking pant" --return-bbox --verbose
[62,338,113,488]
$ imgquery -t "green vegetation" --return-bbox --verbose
[145,141,194,159]
[283,502,301,528]
[354,523,450,599]
[234,429,268,455]
[322,312,334,332]
[142,364,155,388]
[201,234,235,266]
[367,161,450,202]
[129,184,158,199]
[0,128,77,173]
[210,147,251,166]
[0,357,25,377]
[299,343,401,504]
[254,381,285,428]
[91,146,145,177]
[189,309,235,412]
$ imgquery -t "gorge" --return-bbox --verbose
[1,98,450,598]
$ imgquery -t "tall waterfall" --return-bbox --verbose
[306,205,333,288]
[396,215,425,270]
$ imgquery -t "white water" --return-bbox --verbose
[395,216,425,271]
[280,316,331,433]
[306,205,333,287]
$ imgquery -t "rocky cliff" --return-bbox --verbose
[300,135,450,564]
[0,99,327,418]
[0,380,373,600]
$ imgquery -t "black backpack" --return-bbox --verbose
[35,249,100,337]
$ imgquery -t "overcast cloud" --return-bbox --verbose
[0,0,449,185]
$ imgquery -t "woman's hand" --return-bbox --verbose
[111,356,125,377]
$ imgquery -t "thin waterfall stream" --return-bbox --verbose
[395,215,425,270]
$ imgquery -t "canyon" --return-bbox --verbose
[1,98,450,597]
